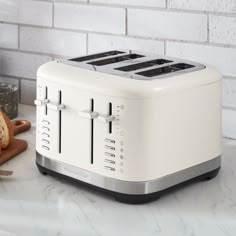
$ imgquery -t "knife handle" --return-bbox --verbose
[0,170,13,176]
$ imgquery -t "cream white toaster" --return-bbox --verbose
[35,50,221,203]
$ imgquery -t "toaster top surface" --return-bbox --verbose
[38,50,221,99]
[61,50,205,81]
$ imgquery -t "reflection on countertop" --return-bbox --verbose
[0,104,235,236]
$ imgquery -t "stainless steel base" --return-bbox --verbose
[36,152,221,195]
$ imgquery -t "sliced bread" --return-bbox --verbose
[0,109,13,149]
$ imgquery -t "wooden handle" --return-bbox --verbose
[0,170,13,176]
[12,120,31,136]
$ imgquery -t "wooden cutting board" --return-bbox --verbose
[0,139,28,165]
[0,120,30,165]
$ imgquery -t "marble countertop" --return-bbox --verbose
[0,105,236,236]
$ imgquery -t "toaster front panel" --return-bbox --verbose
[36,79,144,180]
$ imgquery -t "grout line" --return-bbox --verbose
[18,79,22,103]
[86,33,89,54]
[0,73,36,82]
[164,40,167,55]
[52,2,55,27]
[125,8,128,35]
[222,106,236,111]
[207,14,210,42]
[18,25,20,49]
[223,76,236,80]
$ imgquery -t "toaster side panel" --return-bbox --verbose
[132,81,222,181]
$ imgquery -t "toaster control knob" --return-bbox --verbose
[97,115,115,123]
[34,99,49,106]
[47,102,65,111]
[79,110,98,119]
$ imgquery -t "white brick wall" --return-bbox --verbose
[0,0,235,138]
[0,50,52,79]
[90,0,166,8]
[0,23,18,49]
[209,15,236,46]
[166,42,236,76]
[88,34,164,54]
[169,0,236,13]
[222,78,236,108]
[128,9,207,41]
[0,0,52,26]
[54,3,125,34]
[20,27,87,57]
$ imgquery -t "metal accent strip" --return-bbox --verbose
[36,152,221,195]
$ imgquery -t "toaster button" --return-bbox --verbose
[105,159,115,164]
[97,115,115,123]
[105,138,115,144]
[34,99,49,106]
[105,145,115,151]
[47,102,65,111]
[79,110,98,119]
[104,166,115,171]
[105,152,115,158]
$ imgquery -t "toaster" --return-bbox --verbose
[35,50,221,203]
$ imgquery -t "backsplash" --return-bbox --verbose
[0,0,236,139]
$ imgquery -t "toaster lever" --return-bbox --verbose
[47,102,65,111]
[97,115,115,123]
[34,99,49,106]
[79,110,98,119]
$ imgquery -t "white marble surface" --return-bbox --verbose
[0,105,236,236]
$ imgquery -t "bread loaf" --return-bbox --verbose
[0,109,13,149]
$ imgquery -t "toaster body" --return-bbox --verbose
[35,50,221,203]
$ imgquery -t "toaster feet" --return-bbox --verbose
[36,163,48,175]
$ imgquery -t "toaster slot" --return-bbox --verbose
[136,63,194,78]
[45,86,48,115]
[69,51,125,62]
[88,54,144,66]
[91,99,94,164]
[114,59,172,72]
[109,103,112,134]
[59,90,62,154]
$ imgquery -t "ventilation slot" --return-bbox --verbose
[136,63,194,78]
[59,90,62,154]
[69,51,125,62]
[115,59,172,72]
[91,99,94,164]
[88,54,144,66]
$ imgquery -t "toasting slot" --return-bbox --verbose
[109,103,112,134]
[91,99,94,164]
[88,54,144,66]
[115,59,172,72]
[69,51,125,62]
[59,90,62,154]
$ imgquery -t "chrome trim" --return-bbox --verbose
[36,152,221,195]
[60,50,206,81]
